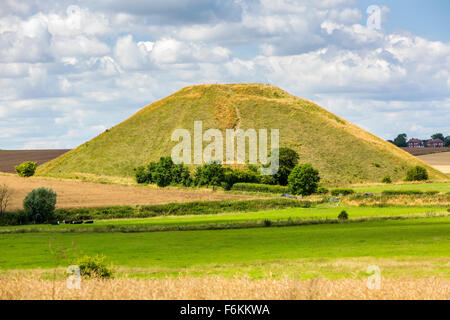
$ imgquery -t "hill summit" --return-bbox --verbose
[38,84,447,184]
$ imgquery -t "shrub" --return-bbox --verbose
[381,175,392,184]
[330,188,355,196]
[153,157,175,187]
[15,161,37,177]
[0,184,10,215]
[381,190,423,195]
[338,210,349,220]
[193,162,225,190]
[134,165,149,184]
[76,255,112,279]
[171,163,193,187]
[23,187,57,223]
[405,166,428,181]
[288,164,320,196]
[316,186,329,195]
[263,219,272,227]
[135,158,192,187]
[232,183,289,194]
[260,175,277,185]
[222,169,261,190]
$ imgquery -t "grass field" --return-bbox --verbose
[350,181,450,194]
[1,216,449,278]
[1,205,448,233]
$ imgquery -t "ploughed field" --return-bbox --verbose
[0,174,255,211]
[0,150,70,174]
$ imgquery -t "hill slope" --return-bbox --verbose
[38,84,447,185]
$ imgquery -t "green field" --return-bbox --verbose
[1,205,448,233]
[1,216,449,279]
[351,182,450,194]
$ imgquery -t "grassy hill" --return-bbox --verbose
[37,84,447,185]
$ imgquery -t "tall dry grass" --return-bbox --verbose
[1,275,448,300]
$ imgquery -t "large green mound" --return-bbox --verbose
[38,84,447,185]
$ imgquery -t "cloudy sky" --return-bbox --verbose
[1,0,449,149]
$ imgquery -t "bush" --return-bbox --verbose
[135,158,192,187]
[316,186,329,195]
[405,166,428,181]
[232,183,289,194]
[222,169,261,190]
[338,210,349,220]
[23,187,57,223]
[15,161,37,177]
[381,175,392,184]
[381,190,423,195]
[330,188,355,196]
[287,164,320,196]
[0,184,10,215]
[260,175,277,185]
[263,219,272,227]
[76,255,112,279]
[193,162,225,189]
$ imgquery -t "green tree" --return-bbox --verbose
[270,148,299,186]
[23,187,57,223]
[393,134,408,147]
[194,162,225,190]
[15,161,37,177]
[405,166,428,181]
[153,157,176,187]
[445,136,450,147]
[431,133,445,141]
[288,164,320,196]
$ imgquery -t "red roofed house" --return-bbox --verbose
[408,138,424,148]
[427,139,444,148]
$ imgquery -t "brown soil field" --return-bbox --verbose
[418,151,450,174]
[402,147,450,156]
[0,150,70,174]
[1,275,448,300]
[0,174,254,211]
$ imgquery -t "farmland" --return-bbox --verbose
[0,150,69,174]
[418,151,450,174]
[0,173,255,211]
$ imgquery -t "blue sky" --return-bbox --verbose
[0,0,449,149]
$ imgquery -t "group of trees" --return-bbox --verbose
[135,148,322,195]
[391,133,450,147]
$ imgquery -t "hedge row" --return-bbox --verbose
[231,183,289,194]
[0,198,311,226]
[381,190,440,195]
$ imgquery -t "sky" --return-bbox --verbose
[0,0,449,150]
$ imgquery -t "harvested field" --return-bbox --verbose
[402,147,450,156]
[0,150,70,174]
[0,174,254,211]
[417,152,450,174]
[0,275,448,300]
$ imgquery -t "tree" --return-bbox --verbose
[405,166,428,181]
[431,133,445,141]
[393,134,408,147]
[15,161,37,177]
[153,157,176,187]
[287,164,320,196]
[445,136,450,147]
[194,162,225,190]
[270,148,299,186]
[23,187,57,223]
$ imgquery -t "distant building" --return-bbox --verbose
[407,138,424,148]
[427,138,444,148]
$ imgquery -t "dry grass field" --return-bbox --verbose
[1,274,448,300]
[0,150,70,173]
[0,174,254,211]
[418,152,450,174]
